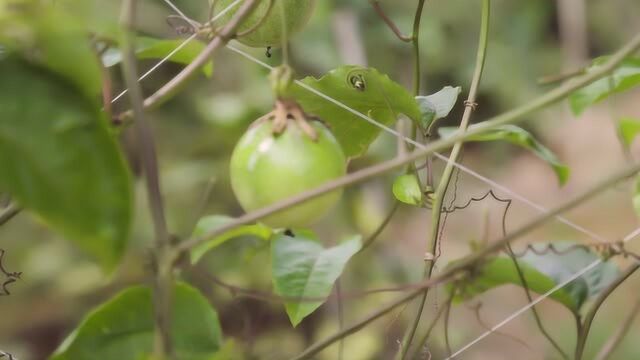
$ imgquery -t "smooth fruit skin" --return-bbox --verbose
[230,120,346,228]
[214,0,316,48]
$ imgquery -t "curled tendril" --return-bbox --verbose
[440,188,640,262]
[0,249,21,296]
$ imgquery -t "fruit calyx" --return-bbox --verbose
[256,98,320,141]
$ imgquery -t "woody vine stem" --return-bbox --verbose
[399,1,490,356]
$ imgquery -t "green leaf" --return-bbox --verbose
[103,37,214,77]
[271,233,362,326]
[617,117,640,148]
[415,86,462,130]
[0,1,103,100]
[392,174,423,206]
[290,66,421,158]
[452,242,620,312]
[51,282,223,360]
[190,215,273,263]
[439,124,570,185]
[0,58,132,269]
[569,57,640,115]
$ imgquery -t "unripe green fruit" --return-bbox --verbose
[214,0,316,48]
[230,119,346,228]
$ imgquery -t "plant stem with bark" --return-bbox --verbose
[398,1,490,356]
[120,0,174,356]
[575,263,640,360]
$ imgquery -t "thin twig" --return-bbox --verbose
[369,1,412,42]
[358,201,400,253]
[336,279,345,360]
[0,204,20,227]
[575,263,640,360]
[399,1,491,356]
[120,0,174,356]
[411,0,427,96]
[116,0,260,123]
[409,291,454,359]
[505,243,569,359]
[595,298,640,360]
[537,66,587,85]
[443,288,455,357]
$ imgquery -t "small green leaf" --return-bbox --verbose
[618,117,640,148]
[271,233,362,326]
[392,174,423,206]
[51,282,224,360]
[103,37,214,77]
[290,66,421,158]
[0,58,132,270]
[569,57,640,115]
[451,242,620,312]
[439,124,569,185]
[415,86,462,130]
[190,215,273,263]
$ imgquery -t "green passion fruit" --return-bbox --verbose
[230,117,346,228]
[214,0,316,48]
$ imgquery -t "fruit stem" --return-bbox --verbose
[269,98,318,141]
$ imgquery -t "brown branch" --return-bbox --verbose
[119,0,174,356]
[575,263,640,360]
[370,1,412,42]
[116,0,260,123]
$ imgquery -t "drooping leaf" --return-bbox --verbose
[102,37,213,77]
[271,232,361,326]
[451,242,620,312]
[617,117,640,148]
[439,124,569,185]
[415,86,462,130]
[51,283,223,360]
[0,0,103,100]
[569,57,640,115]
[392,174,423,206]
[0,58,132,269]
[290,66,421,158]
[190,215,273,263]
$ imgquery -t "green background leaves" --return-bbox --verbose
[453,242,620,312]
[0,59,132,269]
[51,283,223,360]
[439,124,570,185]
[569,57,640,115]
